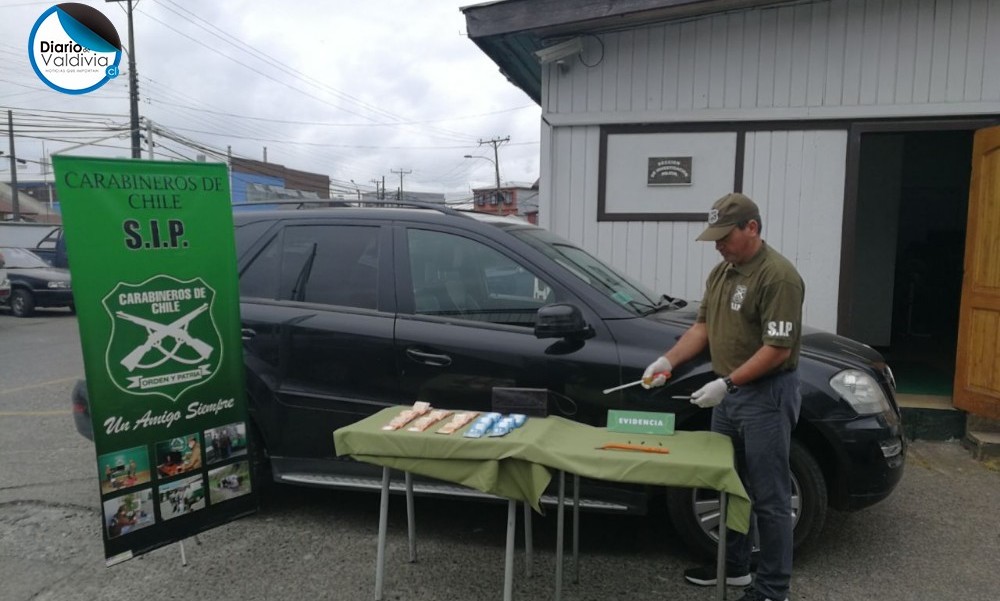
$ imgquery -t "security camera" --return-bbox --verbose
[534,37,583,65]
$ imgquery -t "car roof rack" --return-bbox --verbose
[230,199,466,217]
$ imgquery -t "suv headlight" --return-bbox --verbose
[47,281,70,289]
[829,369,893,415]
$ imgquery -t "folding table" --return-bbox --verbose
[334,407,750,601]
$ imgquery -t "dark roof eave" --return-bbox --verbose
[462,0,800,38]
[469,33,543,104]
[462,0,804,105]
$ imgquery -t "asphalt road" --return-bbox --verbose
[1,309,998,601]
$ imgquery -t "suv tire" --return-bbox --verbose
[247,419,273,495]
[666,439,828,559]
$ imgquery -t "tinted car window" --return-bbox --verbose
[239,234,280,299]
[511,228,661,315]
[407,228,554,326]
[234,219,275,256]
[239,224,380,310]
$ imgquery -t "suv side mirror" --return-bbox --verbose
[534,303,593,340]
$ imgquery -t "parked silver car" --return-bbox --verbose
[0,247,73,317]
[0,249,10,303]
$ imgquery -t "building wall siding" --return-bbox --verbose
[545,0,1000,117]
[742,130,847,331]
[540,0,993,330]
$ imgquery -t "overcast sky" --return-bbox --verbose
[1,0,541,200]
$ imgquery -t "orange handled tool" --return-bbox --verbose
[601,371,671,394]
[597,442,670,454]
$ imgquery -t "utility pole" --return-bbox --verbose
[391,168,411,201]
[43,141,53,212]
[106,0,141,158]
[479,136,509,215]
[7,110,20,220]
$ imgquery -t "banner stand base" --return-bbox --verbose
[179,535,202,566]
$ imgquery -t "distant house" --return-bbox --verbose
[0,180,61,223]
[359,190,446,204]
[470,181,539,224]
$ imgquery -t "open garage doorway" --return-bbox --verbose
[841,125,978,400]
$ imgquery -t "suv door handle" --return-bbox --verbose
[241,328,257,342]
[406,348,452,367]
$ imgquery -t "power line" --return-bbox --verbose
[137,3,477,144]
[151,0,480,142]
[147,97,537,128]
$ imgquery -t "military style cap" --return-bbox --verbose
[696,193,760,241]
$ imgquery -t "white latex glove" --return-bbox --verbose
[641,356,673,389]
[690,378,727,408]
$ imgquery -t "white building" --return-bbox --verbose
[464,0,1000,423]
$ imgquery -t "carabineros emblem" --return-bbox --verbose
[102,275,222,401]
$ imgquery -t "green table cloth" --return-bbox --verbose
[334,407,750,533]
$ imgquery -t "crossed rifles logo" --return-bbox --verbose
[116,303,214,372]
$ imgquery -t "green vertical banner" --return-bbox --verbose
[54,157,256,564]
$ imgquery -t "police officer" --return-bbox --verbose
[643,192,804,601]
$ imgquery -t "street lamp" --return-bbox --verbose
[0,151,27,168]
[464,154,503,215]
[349,179,362,202]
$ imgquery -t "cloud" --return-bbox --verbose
[2,1,540,197]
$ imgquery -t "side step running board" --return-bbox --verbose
[277,472,630,512]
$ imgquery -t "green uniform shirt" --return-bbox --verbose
[696,242,804,376]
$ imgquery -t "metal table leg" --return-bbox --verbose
[504,499,517,601]
[405,471,416,562]
[375,466,390,601]
[572,474,580,584]
[716,491,728,601]
[555,470,565,601]
[523,502,533,577]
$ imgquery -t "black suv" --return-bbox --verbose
[74,203,905,558]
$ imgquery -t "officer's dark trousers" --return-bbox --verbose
[712,370,801,601]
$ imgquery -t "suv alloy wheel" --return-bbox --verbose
[666,440,828,558]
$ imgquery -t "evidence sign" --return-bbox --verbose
[606,410,675,436]
[54,157,255,564]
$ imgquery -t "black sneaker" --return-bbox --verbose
[683,564,752,587]
[735,587,788,601]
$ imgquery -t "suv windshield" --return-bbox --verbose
[0,247,49,269]
[511,227,669,315]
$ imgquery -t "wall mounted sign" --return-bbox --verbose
[598,127,737,221]
[647,157,692,186]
